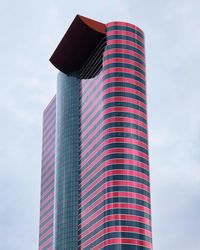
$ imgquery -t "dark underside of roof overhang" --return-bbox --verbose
[50,15,106,78]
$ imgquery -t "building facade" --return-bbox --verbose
[39,96,56,250]
[39,15,152,250]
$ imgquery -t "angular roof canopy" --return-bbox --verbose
[50,15,106,74]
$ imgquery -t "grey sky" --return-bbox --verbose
[0,0,200,249]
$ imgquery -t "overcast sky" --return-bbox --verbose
[0,0,200,249]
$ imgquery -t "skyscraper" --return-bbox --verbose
[39,15,152,250]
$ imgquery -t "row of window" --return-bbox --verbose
[80,198,150,234]
[40,196,54,214]
[82,119,147,150]
[80,226,151,249]
[81,75,103,103]
[81,222,151,245]
[41,178,54,196]
[106,34,144,49]
[106,25,144,39]
[40,186,54,203]
[42,144,55,165]
[81,186,150,218]
[39,230,53,246]
[103,71,145,85]
[39,221,53,239]
[82,92,146,126]
[82,76,145,113]
[104,53,145,67]
[82,140,149,177]
[39,213,53,233]
[102,244,151,250]
[106,43,145,58]
[80,207,151,235]
[40,203,54,221]
[42,150,55,169]
[103,81,146,94]
[81,172,150,199]
[41,161,54,181]
[81,162,149,195]
[81,130,148,158]
[82,142,148,170]
[43,109,56,132]
[42,126,55,148]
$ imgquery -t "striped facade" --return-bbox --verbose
[39,15,152,250]
[79,22,152,249]
[39,96,56,250]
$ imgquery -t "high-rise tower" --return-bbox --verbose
[39,15,152,250]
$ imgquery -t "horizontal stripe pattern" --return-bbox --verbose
[39,96,56,250]
[79,22,152,250]
[80,70,105,249]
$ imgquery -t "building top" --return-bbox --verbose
[50,15,106,74]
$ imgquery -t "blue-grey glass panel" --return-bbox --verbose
[54,72,80,250]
